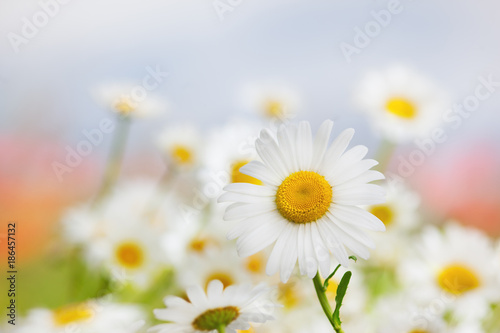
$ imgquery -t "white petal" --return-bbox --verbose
[223,202,276,221]
[296,121,313,170]
[311,222,331,278]
[223,183,275,196]
[297,223,306,275]
[256,134,288,180]
[207,280,224,300]
[266,223,293,278]
[328,160,380,186]
[219,191,271,204]
[236,216,287,257]
[186,285,208,307]
[317,219,350,267]
[277,124,299,172]
[279,225,298,282]
[319,128,355,174]
[240,160,281,186]
[330,205,385,231]
[311,120,334,171]
[334,184,386,205]
[304,222,318,278]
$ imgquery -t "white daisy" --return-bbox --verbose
[150,280,276,333]
[240,82,301,120]
[219,120,386,282]
[354,65,448,142]
[13,300,145,333]
[399,223,500,323]
[94,82,168,118]
[365,182,421,266]
[156,123,202,171]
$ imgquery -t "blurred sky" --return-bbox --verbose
[1,0,500,153]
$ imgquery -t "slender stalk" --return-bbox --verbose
[94,115,131,204]
[312,273,344,333]
[375,139,396,173]
[217,325,226,333]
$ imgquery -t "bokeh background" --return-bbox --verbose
[1,0,500,331]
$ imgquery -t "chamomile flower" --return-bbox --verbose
[354,65,448,142]
[150,280,276,333]
[399,223,500,323]
[176,244,252,291]
[366,183,421,265]
[240,82,301,120]
[94,82,167,118]
[157,123,202,170]
[219,120,386,282]
[14,300,145,333]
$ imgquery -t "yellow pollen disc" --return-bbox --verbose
[264,99,284,118]
[370,204,394,227]
[237,328,255,333]
[245,253,265,274]
[276,171,333,224]
[437,264,480,295]
[278,283,300,309]
[171,145,193,165]
[386,97,417,119]
[409,330,429,333]
[53,303,93,326]
[188,236,217,253]
[230,160,263,185]
[115,242,144,269]
[114,95,137,115]
[205,271,235,290]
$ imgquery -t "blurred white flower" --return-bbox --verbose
[94,82,168,118]
[354,65,449,143]
[61,180,189,287]
[366,183,421,266]
[150,280,276,333]
[399,223,500,323]
[240,82,301,120]
[370,293,448,333]
[15,301,145,333]
[219,120,386,282]
[156,123,202,171]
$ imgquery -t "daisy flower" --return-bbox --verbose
[365,182,421,266]
[94,82,168,118]
[150,280,276,333]
[156,123,202,171]
[399,223,500,323]
[354,65,448,142]
[13,300,145,333]
[219,120,386,282]
[240,82,301,120]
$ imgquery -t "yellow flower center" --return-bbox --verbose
[276,171,333,224]
[113,95,137,115]
[278,283,300,309]
[409,330,429,333]
[172,145,193,165]
[370,204,394,227]
[205,271,235,290]
[115,241,144,269]
[237,328,255,333]
[245,253,266,274]
[231,160,263,185]
[437,264,480,295]
[53,303,93,326]
[188,236,217,253]
[264,99,284,118]
[386,97,417,119]
[192,306,239,331]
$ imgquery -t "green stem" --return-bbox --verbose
[375,139,396,173]
[217,324,226,333]
[94,115,131,205]
[312,273,344,333]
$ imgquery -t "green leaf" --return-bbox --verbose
[332,271,352,328]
